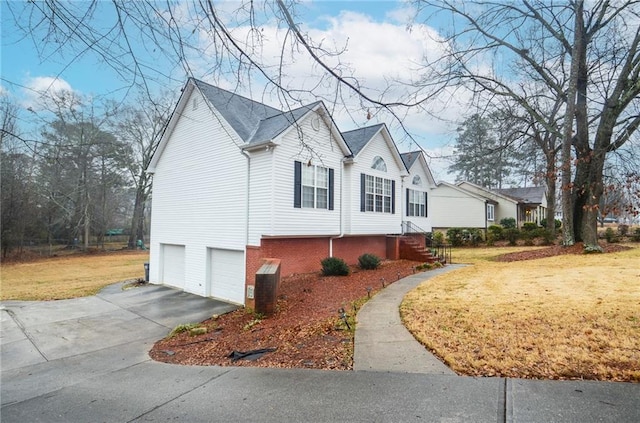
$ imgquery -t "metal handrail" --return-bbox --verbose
[401,221,453,264]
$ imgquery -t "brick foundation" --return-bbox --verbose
[244,235,398,304]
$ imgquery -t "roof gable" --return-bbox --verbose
[401,151,436,186]
[342,123,408,175]
[342,124,385,156]
[457,181,519,204]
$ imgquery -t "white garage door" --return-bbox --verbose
[208,248,244,304]
[161,244,185,290]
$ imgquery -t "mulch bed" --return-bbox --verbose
[494,242,632,262]
[150,260,422,370]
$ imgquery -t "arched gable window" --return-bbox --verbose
[371,156,387,172]
[412,175,422,186]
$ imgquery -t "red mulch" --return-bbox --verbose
[493,242,631,262]
[149,260,422,370]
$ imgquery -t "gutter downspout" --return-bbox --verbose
[241,150,250,248]
[329,157,346,257]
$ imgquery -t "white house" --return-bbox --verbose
[400,151,437,233]
[147,78,437,305]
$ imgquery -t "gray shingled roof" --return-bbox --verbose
[192,79,321,144]
[400,151,421,170]
[496,186,546,204]
[341,124,385,156]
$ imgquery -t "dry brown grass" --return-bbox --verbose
[401,246,640,382]
[1,251,149,301]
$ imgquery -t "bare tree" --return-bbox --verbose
[412,0,640,249]
[117,94,175,249]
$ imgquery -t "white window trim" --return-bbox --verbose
[365,174,392,213]
[408,189,426,217]
[302,164,329,209]
[487,203,495,221]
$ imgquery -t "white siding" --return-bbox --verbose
[403,160,435,232]
[248,111,344,243]
[431,184,487,229]
[457,182,518,225]
[149,87,247,298]
[348,132,404,235]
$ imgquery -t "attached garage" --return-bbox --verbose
[208,248,245,305]
[161,244,186,290]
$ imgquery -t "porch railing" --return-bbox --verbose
[402,221,452,264]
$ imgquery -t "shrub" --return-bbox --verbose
[463,228,484,246]
[541,218,562,230]
[358,253,381,270]
[632,228,640,242]
[618,224,629,237]
[487,225,504,240]
[433,231,445,245]
[535,228,555,245]
[500,217,516,229]
[522,222,538,232]
[446,228,464,247]
[486,232,496,246]
[505,228,520,245]
[604,228,619,243]
[321,257,350,276]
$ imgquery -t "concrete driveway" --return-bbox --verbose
[2,282,639,422]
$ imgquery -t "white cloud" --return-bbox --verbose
[189,6,472,150]
[22,76,75,110]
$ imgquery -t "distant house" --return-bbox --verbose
[147,78,437,305]
[430,181,547,231]
[495,186,548,226]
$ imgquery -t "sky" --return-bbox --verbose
[1,1,463,181]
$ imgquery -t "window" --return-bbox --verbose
[487,204,495,221]
[412,175,422,186]
[363,174,393,213]
[294,161,334,210]
[407,189,426,217]
[371,156,387,172]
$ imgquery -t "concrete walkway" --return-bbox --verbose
[354,265,465,373]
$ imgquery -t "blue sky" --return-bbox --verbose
[1,1,458,179]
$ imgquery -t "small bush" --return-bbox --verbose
[522,222,538,232]
[464,228,484,246]
[447,228,464,247]
[433,231,445,245]
[321,257,350,276]
[358,253,381,270]
[604,227,619,243]
[487,225,504,240]
[632,228,640,242]
[541,218,562,230]
[618,224,629,236]
[500,218,516,229]
[505,228,520,245]
[535,228,555,245]
[486,232,496,246]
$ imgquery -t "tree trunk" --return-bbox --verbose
[128,177,147,249]
[544,149,557,236]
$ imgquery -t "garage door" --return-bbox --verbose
[208,248,244,304]
[161,244,185,290]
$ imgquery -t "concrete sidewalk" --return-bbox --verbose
[354,265,465,374]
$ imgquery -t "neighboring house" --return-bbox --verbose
[495,186,548,226]
[147,78,435,305]
[457,181,520,227]
[430,181,548,231]
[430,182,494,231]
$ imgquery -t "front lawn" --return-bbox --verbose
[1,251,149,301]
[401,245,640,382]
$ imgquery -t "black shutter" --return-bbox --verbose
[406,188,410,216]
[360,173,366,212]
[391,180,396,214]
[294,161,301,208]
[424,192,428,217]
[328,168,334,210]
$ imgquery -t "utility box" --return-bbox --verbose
[254,258,281,316]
